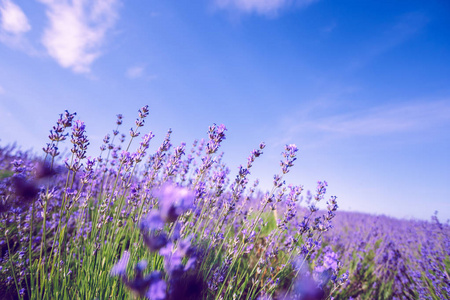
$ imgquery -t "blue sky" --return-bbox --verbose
[0,0,449,220]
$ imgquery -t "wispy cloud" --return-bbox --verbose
[38,0,119,73]
[0,0,33,51]
[126,65,145,79]
[214,0,317,16]
[125,64,157,81]
[276,100,450,147]
[314,101,450,136]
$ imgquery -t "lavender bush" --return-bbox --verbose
[0,106,447,300]
[322,211,449,299]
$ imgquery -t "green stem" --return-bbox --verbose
[28,200,35,296]
[5,231,22,300]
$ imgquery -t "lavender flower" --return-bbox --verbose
[155,183,195,223]
[111,251,166,299]
[206,124,227,154]
[140,212,168,252]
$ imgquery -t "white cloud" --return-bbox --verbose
[214,0,317,15]
[38,0,119,73]
[0,0,30,34]
[0,0,35,51]
[126,65,145,79]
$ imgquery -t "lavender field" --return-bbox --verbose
[0,107,448,300]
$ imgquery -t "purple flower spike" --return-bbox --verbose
[111,251,130,277]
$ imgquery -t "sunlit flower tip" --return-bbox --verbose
[136,119,145,127]
[103,134,111,144]
[73,120,85,133]
[287,143,297,150]
[146,279,167,300]
[141,132,155,145]
[251,149,262,158]
[130,128,140,137]
[117,114,123,125]
[138,105,150,119]
[217,124,227,134]
[111,251,130,277]
[59,110,76,128]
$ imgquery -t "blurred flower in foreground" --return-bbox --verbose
[110,251,166,299]
[112,183,202,299]
[154,183,195,223]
